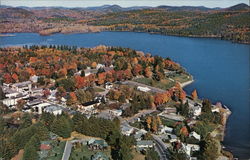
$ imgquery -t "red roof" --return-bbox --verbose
[40,144,51,150]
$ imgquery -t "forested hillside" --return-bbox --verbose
[0,4,249,43]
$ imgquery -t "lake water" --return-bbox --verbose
[0,32,249,158]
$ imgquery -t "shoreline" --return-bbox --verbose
[1,30,249,45]
[181,79,194,88]
[182,78,233,158]
[0,34,15,37]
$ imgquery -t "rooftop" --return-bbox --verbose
[136,140,154,146]
[44,105,62,112]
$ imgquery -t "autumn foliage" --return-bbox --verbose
[191,89,198,100]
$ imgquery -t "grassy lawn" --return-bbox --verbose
[93,87,105,92]
[46,141,66,160]
[168,73,192,83]
[161,117,176,128]
[134,78,175,90]
[132,148,145,160]
[130,121,144,129]
[70,145,111,160]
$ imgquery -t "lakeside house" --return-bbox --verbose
[187,99,202,117]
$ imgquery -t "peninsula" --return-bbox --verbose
[0,45,232,160]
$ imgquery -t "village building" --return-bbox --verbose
[137,86,151,92]
[168,133,178,143]
[181,143,200,157]
[162,107,177,114]
[187,100,202,117]
[87,139,108,151]
[11,81,32,92]
[84,67,98,76]
[32,102,51,114]
[121,126,134,136]
[104,82,113,90]
[189,131,201,141]
[158,125,174,134]
[30,75,39,83]
[109,109,122,117]
[44,105,62,115]
[136,140,154,152]
[134,129,147,141]
[91,152,109,160]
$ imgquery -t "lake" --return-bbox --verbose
[0,32,249,158]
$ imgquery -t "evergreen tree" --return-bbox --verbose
[51,116,72,138]
[23,144,39,160]
[0,87,5,100]
[20,113,32,129]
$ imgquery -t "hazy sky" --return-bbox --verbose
[1,0,249,8]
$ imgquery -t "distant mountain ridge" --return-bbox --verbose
[225,3,250,11]
[1,3,249,12]
[0,3,249,44]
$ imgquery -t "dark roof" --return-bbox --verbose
[82,100,99,106]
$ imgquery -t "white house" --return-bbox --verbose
[188,100,202,116]
[3,93,29,107]
[192,106,202,116]
[96,63,105,69]
[189,131,201,141]
[84,68,98,76]
[31,88,43,97]
[4,89,20,98]
[33,102,51,114]
[134,129,147,141]
[121,126,134,136]
[44,105,62,115]
[11,81,32,92]
[30,75,38,83]
[158,125,173,134]
[3,98,17,107]
[211,106,220,113]
[168,134,178,143]
[137,86,151,92]
[105,82,113,90]
[109,109,122,117]
[182,143,200,157]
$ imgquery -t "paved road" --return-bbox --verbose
[152,135,169,160]
[61,141,72,160]
[122,80,166,93]
[120,109,169,160]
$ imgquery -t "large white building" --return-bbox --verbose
[44,105,62,115]
[137,86,151,92]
